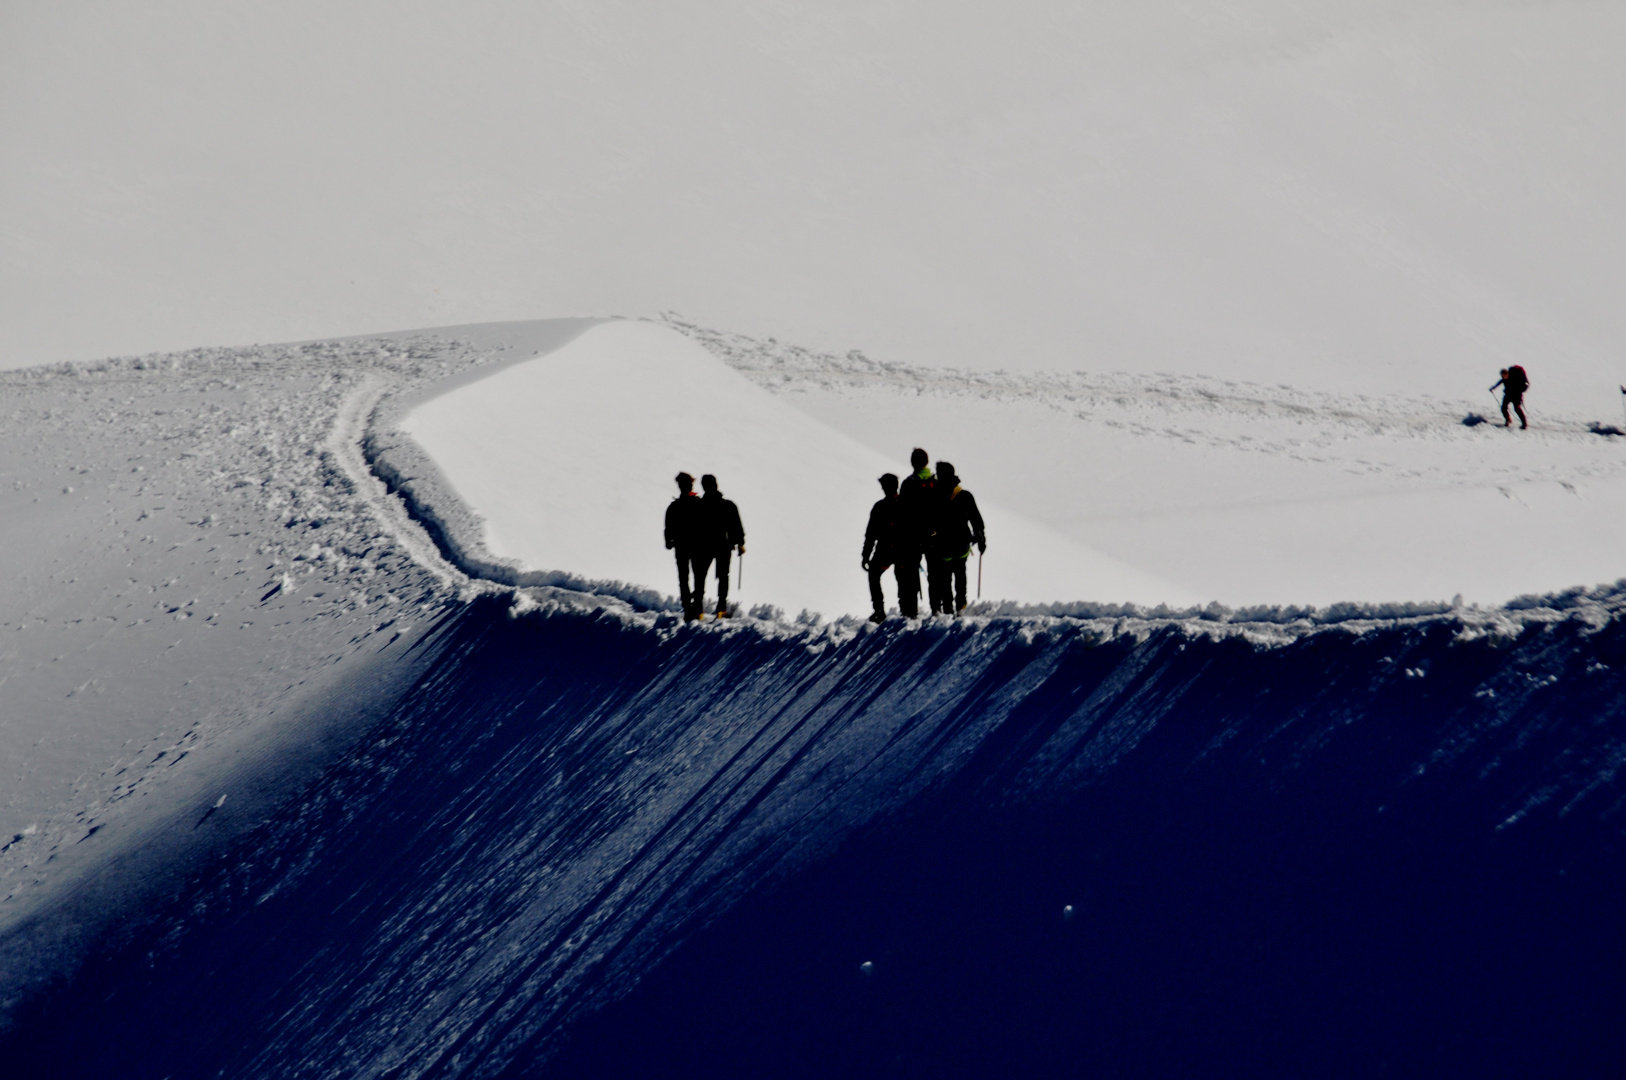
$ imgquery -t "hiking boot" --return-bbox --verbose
[868,610,885,625]
[716,607,729,619]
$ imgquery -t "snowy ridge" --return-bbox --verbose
[2,322,1624,1076]
[387,320,1199,616]
[362,421,678,614]
[0,334,508,1023]
[0,328,624,1006]
[665,313,1626,486]
[355,319,685,613]
[352,317,1622,630]
[662,314,1626,607]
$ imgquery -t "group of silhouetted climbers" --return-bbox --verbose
[863,448,985,623]
[662,448,984,624]
[664,472,745,621]
[661,365,1553,623]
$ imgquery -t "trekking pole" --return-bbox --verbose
[977,551,983,600]
[739,547,744,589]
[1619,385,1625,431]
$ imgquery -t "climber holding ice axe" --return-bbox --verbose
[697,474,745,619]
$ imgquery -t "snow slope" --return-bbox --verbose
[5,589,1623,1078]
[0,319,1622,1077]
[0,330,529,1011]
[396,320,1195,617]
[392,316,1626,611]
[678,319,1626,607]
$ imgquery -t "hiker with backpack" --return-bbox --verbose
[928,461,985,616]
[1492,365,1530,429]
[861,473,903,624]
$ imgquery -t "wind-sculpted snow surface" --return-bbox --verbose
[663,314,1626,607]
[5,591,1624,1077]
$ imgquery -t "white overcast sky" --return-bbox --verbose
[3,1,1623,403]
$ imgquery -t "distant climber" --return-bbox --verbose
[696,474,745,618]
[928,461,985,616]
[894,449,937,618]
[664,472,705,621]
[861,473,902,624]
[1491,365,1529,429]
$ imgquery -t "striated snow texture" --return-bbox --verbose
[3,587,1624,1077]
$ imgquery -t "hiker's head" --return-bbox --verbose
[879,473,899,496]
[1500,369,1508,378]
[700,474,719,494]
[936,461,957,485]
[910,448,929,471]
[675,472,694,493]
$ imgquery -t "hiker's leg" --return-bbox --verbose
[714,549,732,612]
[868,562,888,614]
[675,551,696,619]
[690,552,714,616]
[895,558,921,617]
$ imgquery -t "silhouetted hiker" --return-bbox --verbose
[664,471,705,621]
[862,473,902,624]
[1491,365,1529,429]
[929,461,985,616]
[895,448,936,618]
[696,474,745,618]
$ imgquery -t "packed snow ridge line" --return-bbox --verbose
[344,317,1626,631]
[661,314,1626,483]
[4,322,1625,932]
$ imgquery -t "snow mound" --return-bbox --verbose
[397,320,1195,616]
